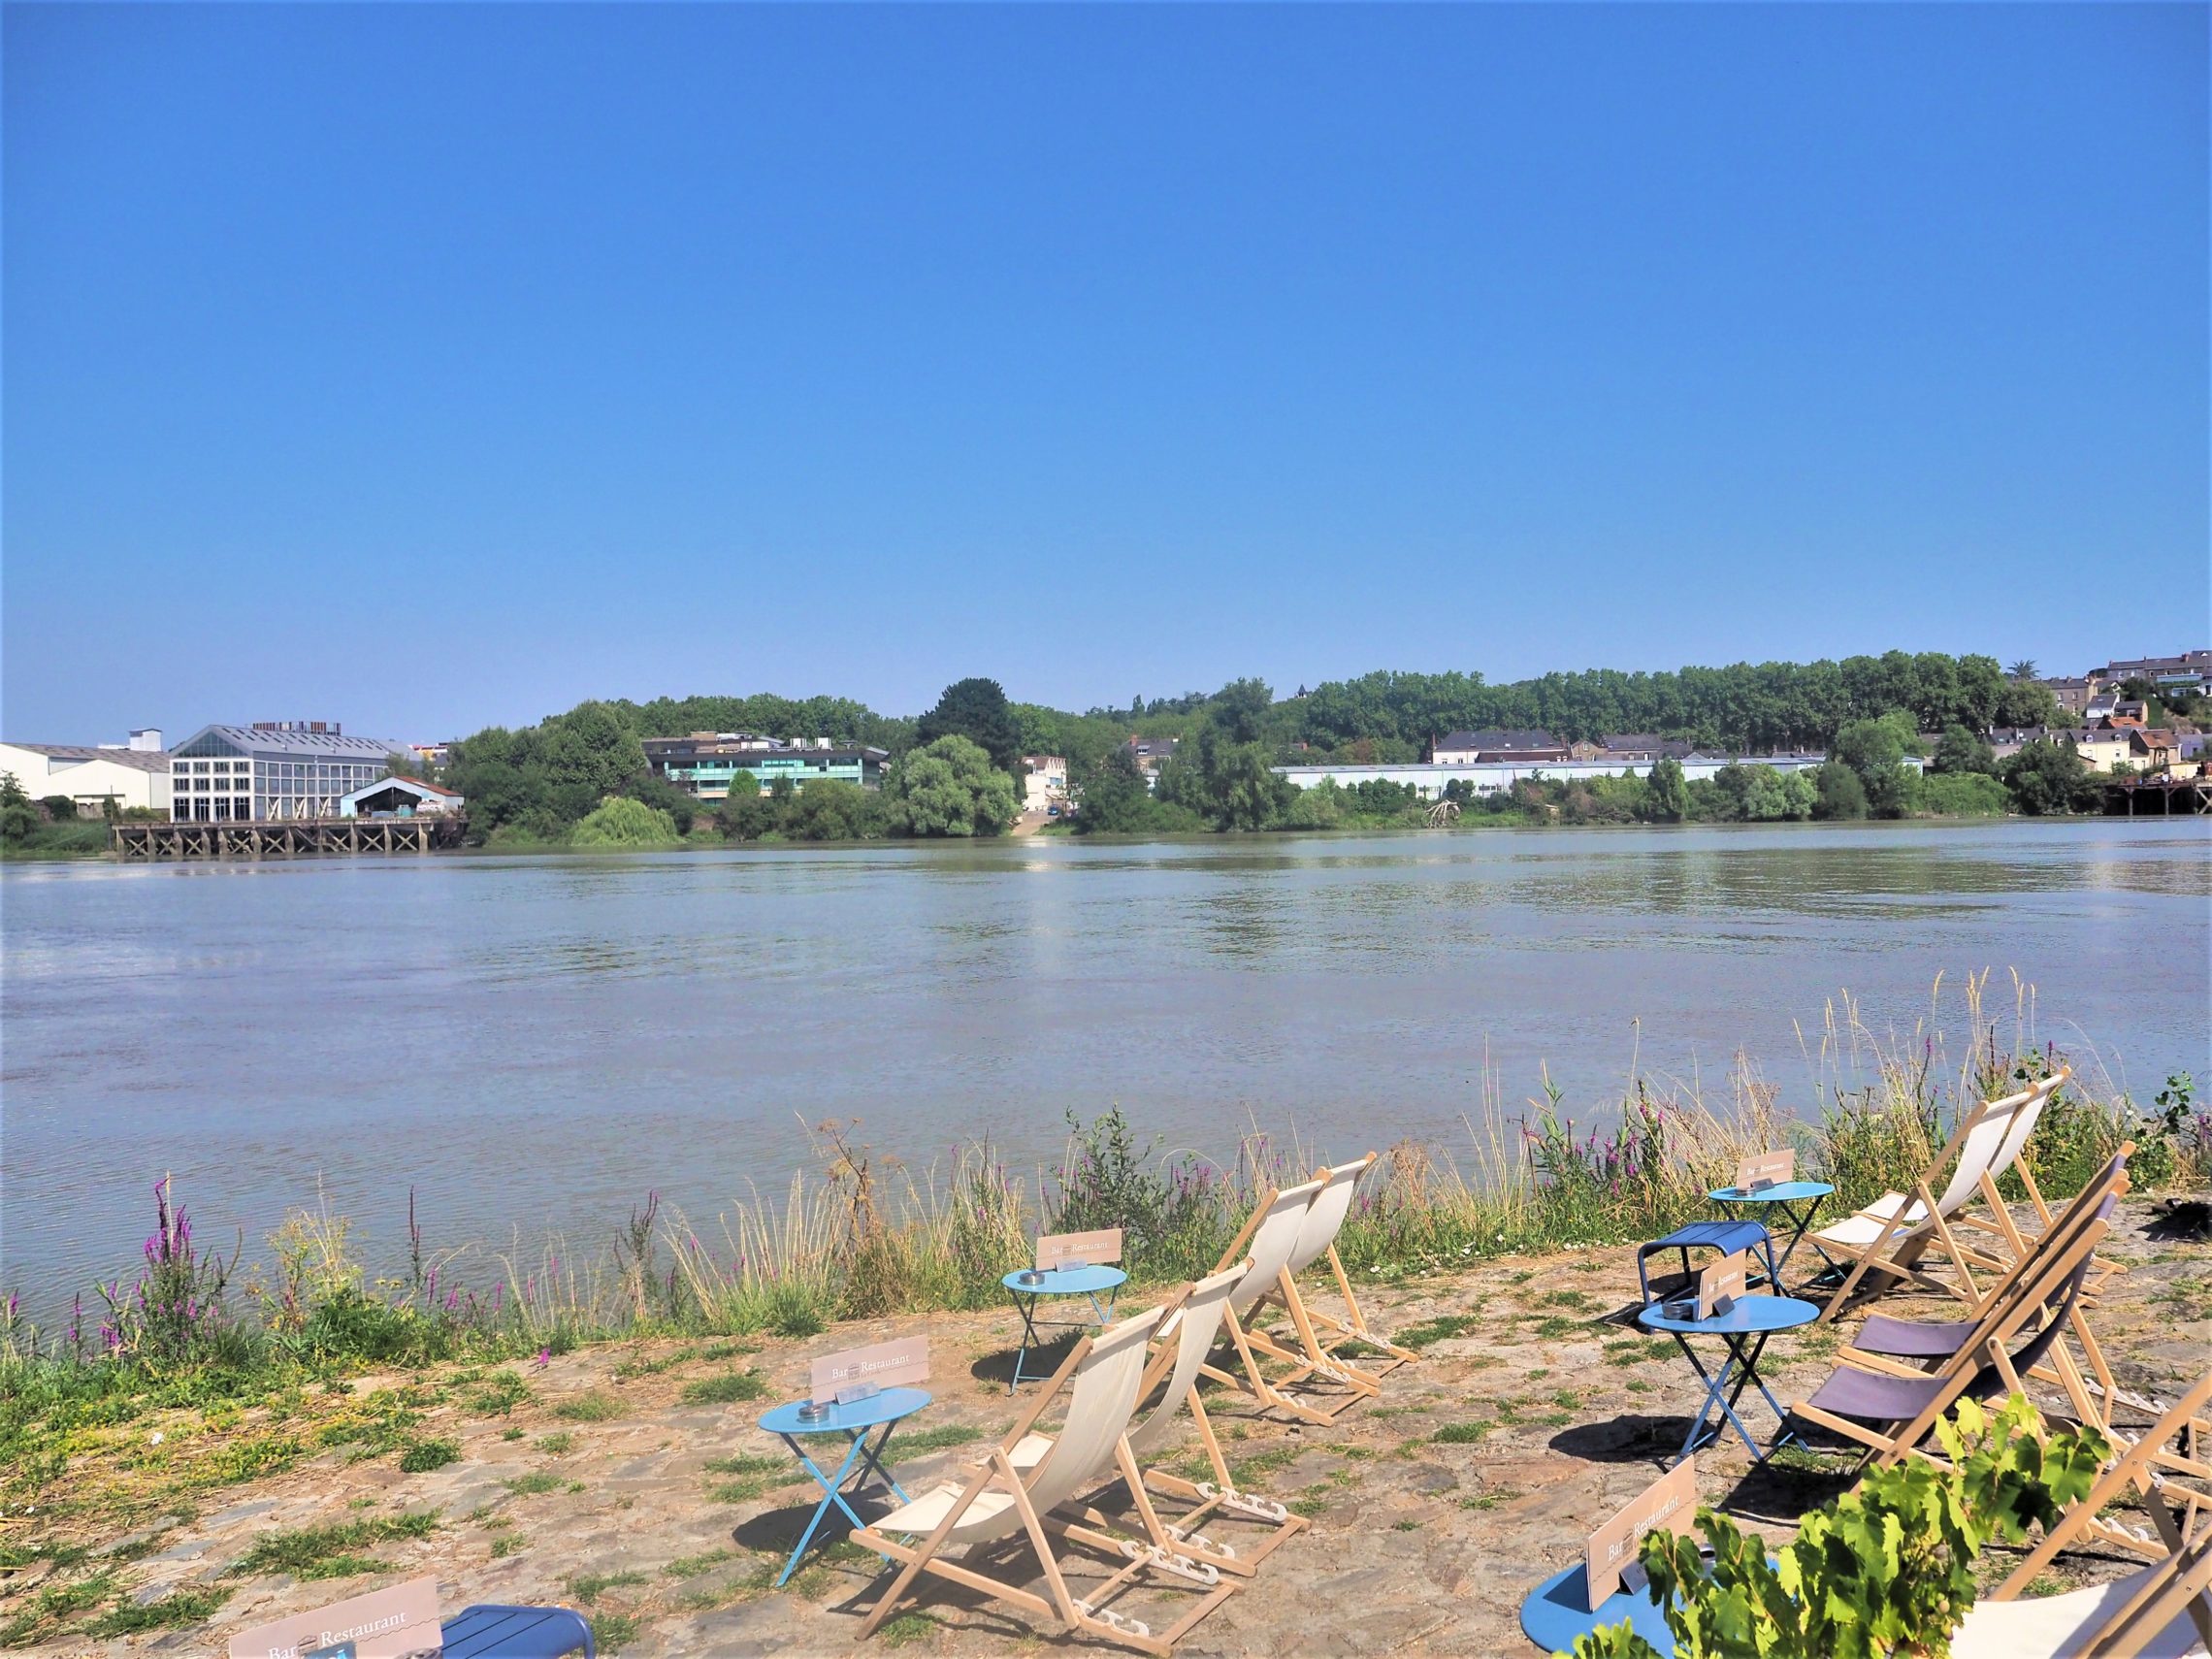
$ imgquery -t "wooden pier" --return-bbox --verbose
[112,816,470,861]
[2101,775,2212,817]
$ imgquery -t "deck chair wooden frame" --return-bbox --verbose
[853,1302,1236,1657]
[1230,1158,1398,1419]
[1056,1260,1309,1578]
[1194,1176,1342,1426]
[1956,1530,2212,1659]
[1791,1196,2115,1471]
[1991,1369,2212,1593]
[1253,1153,1419,1380]
[1815,1067,2070,1322]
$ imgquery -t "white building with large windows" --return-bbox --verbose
[169,722,404,822]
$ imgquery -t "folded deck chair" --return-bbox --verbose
[854,1304,1237,1657]
[1991,1370,2212,1585]
[1195,1176,1342,1427]
[1790,1196,2112,1470]
[1259,1153,1419,1381]
[1953,1532,2212,1659]
[1057,1261,1309,1578]
[1815,1067,2070,1321]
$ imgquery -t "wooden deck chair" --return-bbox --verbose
[1814,1067,2070,1322]
[1789,1194,2115,1471]
[1956,1531,2212,1659]
[1254,1153,1419,1382]
[1195,1176,1343,1427]
[1056,1262,1309,1578]
[853,1303,1237,1657]
[1991,1370,2212,1587]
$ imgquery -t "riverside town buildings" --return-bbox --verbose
[0,730,174,816]
[168,723,404,822]
[643,732,890,798]
[1022,755,1070,812]
[1429,730,1572,764]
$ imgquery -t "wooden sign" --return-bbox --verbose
[1584,1459,1697,1610]
[810,1336,929,1404]
[1698,1251,1750,1319]
[1733,1150,1795,1192]
[1036,1227,1122,1271]
[229,1576,442,1659]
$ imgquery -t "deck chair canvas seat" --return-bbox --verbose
[1229,1158,1402,1417]
[1265,1154,1419,1379]
[1791,1197,2113,1470]
[1953,1540,2212,1659]
[1054,1262,1309,1578]
[1815,1067,2070,1319]
[1193,1177,1351,1427]
[854,1304,1237,1658]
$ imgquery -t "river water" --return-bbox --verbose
[3,819,2206,1315]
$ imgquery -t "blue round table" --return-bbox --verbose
[1708,1180,1838,1287]
[758,1385,930,1585]
[1520,1562,1676,1654]
[1638,1294,1817,1465]
[1001,1265,1127,1392]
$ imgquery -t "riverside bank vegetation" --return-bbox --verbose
[4,984,2205,1618]
[425,650,2173,849]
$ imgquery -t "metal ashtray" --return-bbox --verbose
[1016,1269,1046,1286]
[797,1399,832,1422]
[1661,1299,1698,1320]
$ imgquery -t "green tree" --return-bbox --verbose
[1931,724,1998,776]
[0,772,38,843]
[1643,757,1689,822]
[1206,741,1293,830]
[713,772,772,840]
[1813,761,1869,820]
[38,794,78,823]
[915,678,1025,777]
[1073,748,1154,834]
[626,772,699,835]
[894,735,1018,837]
[1207,678,1276,745]
[2001,737,2094,816]
[790,779,880,840]
[383,750,426,780]
[1832,714,1916,817]
[569,796,682,848]
[545,701,647,821]
[2005,659,2038,680]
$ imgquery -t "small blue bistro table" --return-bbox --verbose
[1000,1265,1127,1392]
[757,1386,930,1585]
[1708,1180,1838,1286]
[1520,1563,1676,1655]
[1637,1293,1818,1465]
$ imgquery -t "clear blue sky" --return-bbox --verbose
[4,4,2205,745]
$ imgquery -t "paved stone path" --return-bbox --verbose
[16,1204,2206,1656]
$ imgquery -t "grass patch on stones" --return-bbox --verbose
[1433,1420,1493,1444]
[590,1610,641,1652]
[468,1372,534,1415]
[553,1391,623,1423]
[538,1432,575,1456]
[680,1369,768,1406]
[663,1547,735,1578]
[567,1569,649,1604]
[229,1513,438,1580]
[889,1423,985,1455]
[880,1612,938,1646]
[1393,1314,1483,1351]
[398,1437,460,1473]
[491,1535,526,1559]
[81,1585,232,1638]
[504,1471,564,1496]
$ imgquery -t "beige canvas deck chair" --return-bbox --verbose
[1814,1066,2070,1322]
[1957,1531,2212,1659]
[1992,1370,2212,1592]
[1243,1154,1419,1386]
[1056,1261,1309,1578]
[1194,1175,1347,1426]
[854,1303,1237,1657]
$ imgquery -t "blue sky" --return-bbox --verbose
[4,4,2204,745]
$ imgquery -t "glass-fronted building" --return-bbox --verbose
[644,732,890,798]
[169,723,405,821]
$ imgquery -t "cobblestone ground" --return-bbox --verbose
[16,1202,2207,1657]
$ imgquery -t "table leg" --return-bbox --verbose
[850,1420,913,1505]
[775,1432,871,1586]
[1007,1290,1042,1394]
[1670,1334,1768,1462]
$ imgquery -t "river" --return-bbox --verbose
[3,819,2206,1316]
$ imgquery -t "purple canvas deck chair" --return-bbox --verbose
[1790,1194,2114,1470]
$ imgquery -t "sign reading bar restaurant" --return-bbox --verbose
[1698,1251,1751,1318]
[1583,1459,1697,1609]
[1733,1150,1796,1191]
[810,1336,930,1404]
[229,1576,442,1659]
[1035,1227,1122,1271]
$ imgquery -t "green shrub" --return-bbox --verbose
[1571,1396,2107,1659]
[397,1437,459,1473]
[570,796,682,849]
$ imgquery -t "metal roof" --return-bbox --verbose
[0,743,172,772]
[176,724,402,761]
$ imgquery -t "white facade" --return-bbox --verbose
[1273,754,1837,800]
[339,776,465,818]
[1022,755,1070,812]
[0,741,174,814]
[170,724,404,822]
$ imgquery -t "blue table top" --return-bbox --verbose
[1639,1293,1819,1336]
[441,1603,594,1659]
[1709,1181,1835,1203]
[1002,1264,1127,1297]
[1519,1563,1675,1654]
[759,1385,931,1436]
